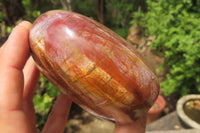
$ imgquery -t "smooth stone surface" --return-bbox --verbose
[146,129,200,133]
[146,111,191,131]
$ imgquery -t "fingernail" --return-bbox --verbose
[17,21,32,31]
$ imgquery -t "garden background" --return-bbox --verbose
[0,0,200,132]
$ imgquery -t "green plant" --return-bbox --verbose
[105,0,134,37]
[132,0,200,96]
[34,74,60,130]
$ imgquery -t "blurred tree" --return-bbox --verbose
[2,0,25,25]
[96,0,106,24]
[133,0,147,12]
[60,0,72,11]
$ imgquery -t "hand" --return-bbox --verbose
[0,21,72,133]
[114,115,146,133]
[0,21,146,133]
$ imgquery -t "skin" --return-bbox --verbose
[0,21,146,133]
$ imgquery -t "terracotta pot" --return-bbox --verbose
[147,95,166,124]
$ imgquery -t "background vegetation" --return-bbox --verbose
[0,0,200,131]
[131,0,200,96]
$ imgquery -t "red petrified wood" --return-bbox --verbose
[29,10,160,124]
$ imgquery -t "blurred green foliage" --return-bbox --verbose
[132,0,200,96]
[71,0,96,17]
[34,74,60,129]
[105,0,133,37]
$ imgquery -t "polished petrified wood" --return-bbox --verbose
[29,10,160,122]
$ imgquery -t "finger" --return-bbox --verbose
[22,57,40,132]
[0,21,32,111]
[42,93,72,133]
[23,57,40,101]
[2,21,32,70]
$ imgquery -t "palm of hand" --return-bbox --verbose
[0,22,72,133]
